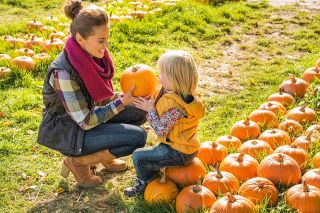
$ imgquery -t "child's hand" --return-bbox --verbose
[134,97,155,112]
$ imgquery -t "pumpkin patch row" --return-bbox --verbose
[140,58,320,213]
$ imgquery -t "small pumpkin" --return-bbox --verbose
[302,59,320,82]
[273,145,309,167]
[0,54,11,60]
[258,101,287,116]
[278,119,304,136]
[110,15,122,23]
[32,53,51,61]
[291,131,314,150]
[313,152,320,168]
[267,88,294,106]
[5,36,25,46]
[12,56,35,71]
[280,74,308,98]
[144,169,179,203]
[285,181,320,213]
[176,182,216,213]
[42,36,64,52]
[238,139,273,159]
[306,124,320,134]
[220,153,259,182]
[202,164,239,195]
[130,10,148,19]
[302,169,320,189]
[197,141,228,165]
[239,177,278,206]
[230,117,261,141]
[0,67,11,78]
[49,31,66,39]
[248,109,279,129]
[45,15,58,23]
[40,25,56,32]
[258,129,291,150]
[257,153,301,185]
[216,135,242,149]
[165,157,206,186]
[15,48,35,57]
[120,64,158,97]
[210,193,256,213]
[26,19,43,29]
[23,35,44,49]
[286,105,316,124]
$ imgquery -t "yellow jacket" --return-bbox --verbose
[155,92,205,154]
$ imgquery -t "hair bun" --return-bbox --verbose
[64,0,83,20]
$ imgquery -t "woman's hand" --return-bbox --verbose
[120,86,136,106]
[134,97,155,112]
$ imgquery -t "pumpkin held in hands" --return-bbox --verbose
[120,64,158,97]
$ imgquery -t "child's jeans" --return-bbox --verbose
[132,143,197,182]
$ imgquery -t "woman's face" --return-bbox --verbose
[76,24,109,58]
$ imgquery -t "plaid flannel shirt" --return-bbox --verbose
[49,69,124,130]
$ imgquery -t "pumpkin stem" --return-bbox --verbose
[302,181,310,192]
[271,129,277,134]
[212,142,217,149]
[290,144,297,149]
[132,65,141,72]
[258,182,264,188]
[31,35,35,41]
[192,180,202,193]
[279,87,283,94]
[226,193,236,203]
[289,74,296,83]
[237,153,244,162]
[277,153,284,162]
[244,117,250,125]
[50,36,54,43]
[306,130,313,140]
[251,140,258,145]
[33,19,36,23]
[215,164,223,179]
[267,102,272,107]
[228,135,232,139]
[159,168,166,184]
[315,59,320,72]
[24,48,28,53]
[300,105,306,112]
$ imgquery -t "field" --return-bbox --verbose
[1,0,320,212]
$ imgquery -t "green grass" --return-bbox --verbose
[1,0,320,212]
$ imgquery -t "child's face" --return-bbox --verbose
[159,71,174,92]
[76,24,110,58]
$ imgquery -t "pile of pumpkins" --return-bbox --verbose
[141,59,320,213]
[0,0,180,78]
[0,16,68,75]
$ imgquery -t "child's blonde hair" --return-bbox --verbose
[157,50,198,98]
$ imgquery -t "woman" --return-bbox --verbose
[37,0,147,187]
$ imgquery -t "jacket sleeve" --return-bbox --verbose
[51,69,124,130]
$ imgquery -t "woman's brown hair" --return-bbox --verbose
[64,0,109,39]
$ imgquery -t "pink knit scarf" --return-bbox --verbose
[65,37,114,102]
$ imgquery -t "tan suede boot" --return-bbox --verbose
[89,150,127,172]
[61,151,110,187]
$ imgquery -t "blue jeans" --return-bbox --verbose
[81,106,147,157]
[132,143,197,181]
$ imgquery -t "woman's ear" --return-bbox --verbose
[75,33,84,46]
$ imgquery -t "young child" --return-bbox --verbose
[124,50,205,197]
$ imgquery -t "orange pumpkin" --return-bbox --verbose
[120,64,158,97]
[239,177,278,206]
[302,169,320,189]
[258,101,287,116]
[41,25,56,32]
[278,119,304,136]
[292,132,314,150]
[280,74,308,98]
[144,169,179,203]
[130,10,148,19]
[5,36,25,46]
[166,158,206,186]
[313,152,320,168]
[306,124,320,134]
[302,59,320,82]
[15,48,35,57]
[26,19,43,29]
[267,88,294,106]
[0,54,11,60]
[32,53,51,61]
[0,67,11,78]
[257,153,301,185]
[23,35,44,49]
[273,145,309,167]
[176,183,216,213]
[12,56,35,71]
[42,36,64,52]
[210,193,256,213]
[285,181,320,213]
[230,118,261,141]
[258,129,291,150]
[238,139,273,159]
[202,164,239,195]
[248,109,279,129]
[45,15,59,23]
[216,135,242,149]
[197,141,228,165]
[220,153,259,182]
[286,105,317,124]
[49,31,66,39]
